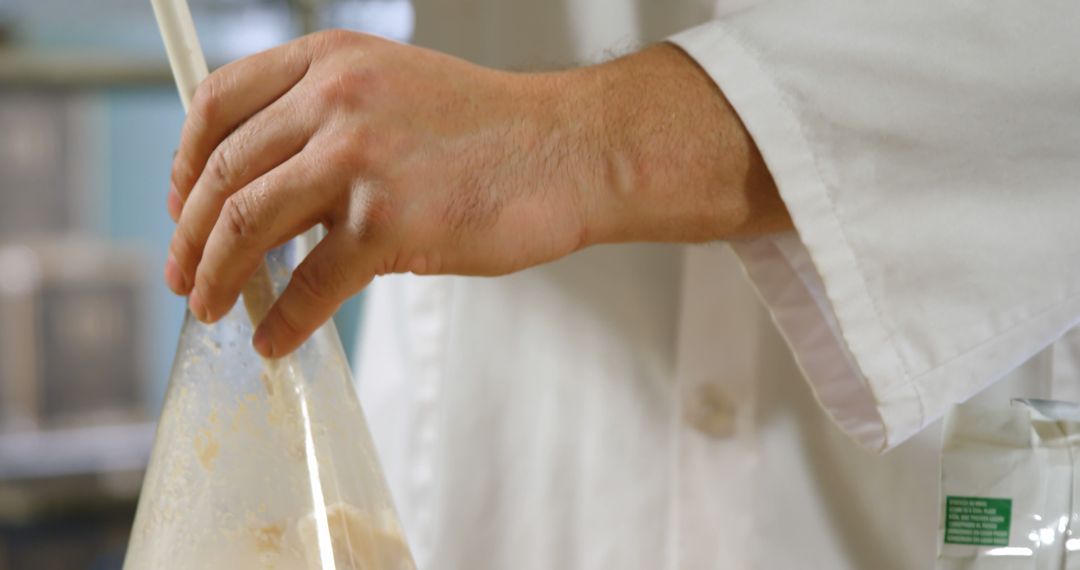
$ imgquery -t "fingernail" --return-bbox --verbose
[164,254,186,293]
[167,187,181,221]
[252,326,275,358]
[189,289,209,323]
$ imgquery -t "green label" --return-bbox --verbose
[944,496,1012,546]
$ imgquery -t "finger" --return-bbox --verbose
[189,149,342,322]
[169,37,314,216]
[165,89,316,296]
[252,230,378,358]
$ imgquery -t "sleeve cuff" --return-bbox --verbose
[669,22,1080,452]
[665,17,1080,451]
[670,23,921,452]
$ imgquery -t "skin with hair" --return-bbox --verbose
[163,30,791,358]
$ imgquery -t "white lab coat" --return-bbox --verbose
[353,0,1080,568]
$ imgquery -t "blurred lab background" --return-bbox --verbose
[0,0,411,567]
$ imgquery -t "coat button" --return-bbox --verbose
[684,383,738,439]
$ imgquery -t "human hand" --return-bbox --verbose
[165,31,608,356]
[164,30,787,357]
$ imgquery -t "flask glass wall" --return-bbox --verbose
[125,241,415,569]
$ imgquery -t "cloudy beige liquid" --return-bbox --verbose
[296,503,413,570]
[125,330,413,568]
[125,370,414,569]
[125,260,413,570]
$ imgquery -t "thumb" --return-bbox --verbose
[252,229,378,358]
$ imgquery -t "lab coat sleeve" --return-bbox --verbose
[669,0,1080,452]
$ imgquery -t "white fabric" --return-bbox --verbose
[670,0,1080,452]
[354,0,1080,568]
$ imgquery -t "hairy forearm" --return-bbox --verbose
[546,43,792,246]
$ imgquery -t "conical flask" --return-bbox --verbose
[125,239,416,569]
[127,2,417,567]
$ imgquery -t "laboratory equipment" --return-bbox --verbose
[123,1,416,567]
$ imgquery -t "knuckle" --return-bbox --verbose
[343,64,377,93]
[315,73,351,108]
[313,65,373,111]
[191,74,224,123]
[221,193,262,244]
[206,144,241,191]
[311,28,354,52]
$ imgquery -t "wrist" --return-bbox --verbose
[540,47,701,248]
[548,43,788,247]
[515,66,618,252]
[533,62,640,249]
